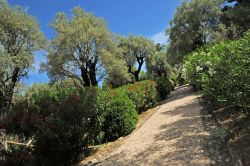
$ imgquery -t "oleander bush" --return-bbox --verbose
[4,86,100,166]
[184,31,250,109]
[2,79,162,164]
[0,146,32,166]
[122,80,159,112]
[97,80,159,141]
[156,77,174,100]
[98,89,138,141]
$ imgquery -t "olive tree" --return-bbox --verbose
[119,35,154,82]
[147,44,172,78]
[0,0,44,115]
[222,0,250,39]
[167,0,225,65]
[44,7,128,87]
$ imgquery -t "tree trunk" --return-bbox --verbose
[80,64,98,87]
[82,74,91,87]
[1,67,20,117]
[0,91,5,118]
[134,72,140,82]
[134,58,144,82]
[89,63,98,86]
[128,58,144,82]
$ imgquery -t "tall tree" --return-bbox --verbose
[222,0,250,39]
[119,35,154,82]
[147,44,172,78]
[167,0,225,65]
[0,0,44,115]
[44,7,128,87]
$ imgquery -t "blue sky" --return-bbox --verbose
[9,0,183,85]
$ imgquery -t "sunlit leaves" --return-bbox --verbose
[118,35,155,81]
[0,0,45,114]
[184,30,250,109]
[44,7,129,87]
[167,0,226,64]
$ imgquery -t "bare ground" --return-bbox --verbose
[213,105,250,165]
[82,85,232,166]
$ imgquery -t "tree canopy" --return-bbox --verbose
[119,35,155,82]
[222,0,250,38]
[43,7,128,87]
[0,0,44,115]
[167,0,225,65]
[147,45,172,79]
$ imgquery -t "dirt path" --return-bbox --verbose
[92,86,232,166]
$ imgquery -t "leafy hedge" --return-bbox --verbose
[2,80,163,164]
[0,146,32,166]
[184,31,250,109]
[156,77,174,100]
[4,87,99,165]
[98,89,138,141]
[121,80,159,112]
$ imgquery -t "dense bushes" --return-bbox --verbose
[184,31,250,109]
[4,87,99,165]
[98,89,138,141]
[32,88,99,166]
[0,146,32,166]
[2,80,165,164]
[122,80,159,112]
[156,77,174,100]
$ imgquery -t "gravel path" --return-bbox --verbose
[95,86,232,166]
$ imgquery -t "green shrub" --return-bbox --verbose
[2,80,161,164]
[3,83,140,164]
[98,89,138,141]
[156,77,174,100]
[122,80,159,112]
[0,146,32,166]
[4,86,100,166]
[176,73,186,86]
[184,31,250,109]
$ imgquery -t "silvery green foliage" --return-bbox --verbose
[147,47,172,79]
[222,0,250,39]
[44,7,129,87]
[0,0,44,115]
[167,0,226,65]
[118,35,155,82]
